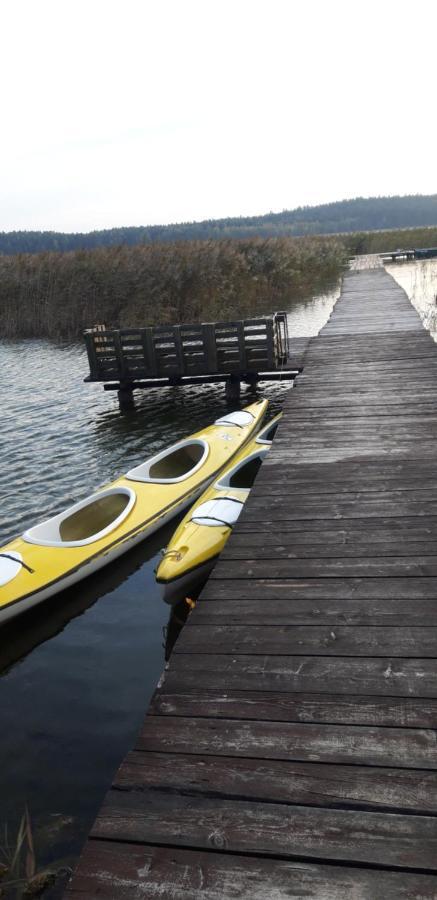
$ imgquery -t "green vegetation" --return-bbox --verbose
[0,808,68,897]
[2,194,437,255]
[0,236,347,340]
[344,225,437,255]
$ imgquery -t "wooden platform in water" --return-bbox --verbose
[66,268,437,898]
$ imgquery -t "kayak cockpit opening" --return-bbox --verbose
[216,448,268,491]
[23,487,136,547]
[256,415,281,445]
[126,439,209,484]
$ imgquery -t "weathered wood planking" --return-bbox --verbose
[65,843,437,900]
[91,790,437,869]
[174,623,437,656]
[164,653,437,697]
[151,689,437,728]
[134,715,437,769]
[115,750,437,814]
[66,267,437,896]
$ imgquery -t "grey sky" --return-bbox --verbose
[2,0,436,232]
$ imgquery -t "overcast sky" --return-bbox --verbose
[2,0,436,233]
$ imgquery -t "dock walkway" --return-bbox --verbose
[66,268,437,898]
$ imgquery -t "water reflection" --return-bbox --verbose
[163,596,196,661]
[286,283,341,336]
[0,521,175,675]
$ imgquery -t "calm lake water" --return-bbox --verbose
[0,286,341,896]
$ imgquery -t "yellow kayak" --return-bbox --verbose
[0,399,267,624]
[156,412,281,603]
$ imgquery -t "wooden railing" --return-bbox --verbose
[84,313,289,383]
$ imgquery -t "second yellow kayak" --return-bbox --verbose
[156,412,281,603]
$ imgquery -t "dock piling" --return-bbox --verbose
[225,375,241,402]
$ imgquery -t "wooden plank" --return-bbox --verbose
[83,332,100,379]
[259,461,437,481]
[65,842,437,900]
[239,498,437,520]
[164,653,437,697]
[116,750,437,814]
[200,575,437,600]
[193,596,437,626]
[175,624,437,657]
[256,473,437,493]
[210,557,437,578]
[136,715,437,769]
[201,322,218,373]
[151,689,437,728]
[221,538,437,558]
[92,789,437,870]
[275,407,437,421]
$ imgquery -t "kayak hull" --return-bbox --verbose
[156,413,281,603]
[0,399,268,624]
[160,557,216,606]
[0,484,210,625]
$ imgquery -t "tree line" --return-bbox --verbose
[1,195,437,255]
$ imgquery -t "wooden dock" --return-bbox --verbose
[66,268,437,898]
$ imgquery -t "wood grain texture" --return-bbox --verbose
[136,714,437,769]
[165,652,437,697]
[115,750,437,814]
[151,688,437,728]
[193,596,437,625]
[91,789,437,869]
[65,842,437,899]
[174,623,437,657]
[200,574,437,599]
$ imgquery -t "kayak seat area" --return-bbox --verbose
[149,444,204,480]
[257,421,279,443]
[255,413,282,445]
[23,487,136,547]
[229,455,263,489]
[127,439,209,484]
[59,493,130,542]
[217,448,268,491]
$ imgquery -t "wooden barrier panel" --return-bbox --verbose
[84,312,289,382]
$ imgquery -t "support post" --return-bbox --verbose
[225,375,241,403]
[245,372,259,393]
[117,382,135,411]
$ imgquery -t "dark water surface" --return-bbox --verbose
[0,287,341,893]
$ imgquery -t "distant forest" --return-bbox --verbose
[2,194,437,255]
